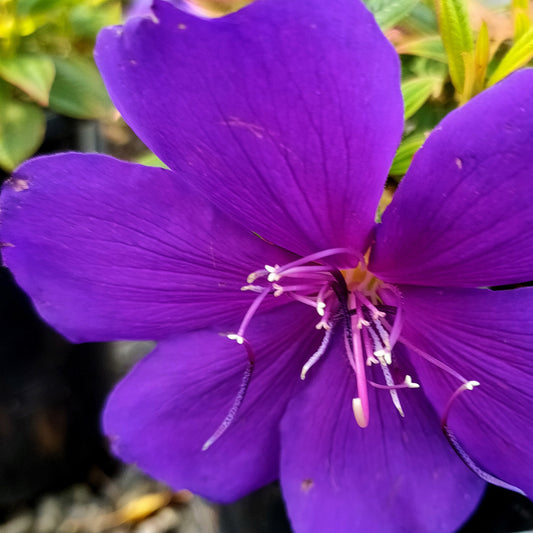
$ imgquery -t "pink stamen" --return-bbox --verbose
[349,293,369,428]
[274,247,358,276]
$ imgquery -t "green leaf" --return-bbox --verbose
[389,132,427,177]
[472,21,489,96]
[435,0,474,94]
[136,152,169,169]
[48,56,113,119]
[487,26,533,87]
[396,35,447,63]
[15,0,66,16]
[0,55,55,106]
[0,97,45,171]
[364,0,420,30]
[402,77,440,119]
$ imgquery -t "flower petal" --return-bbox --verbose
[95,0,403,259]
[0,153,294,342]
[370,70,533,287]
[103,303,323,502]
[279,339,484,533]
[399,285,533,497]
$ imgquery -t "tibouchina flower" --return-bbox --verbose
[1,1,533,531]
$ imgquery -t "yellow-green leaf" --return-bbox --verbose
[514,11,531,41]
[396,35,447,62]
[48,56,113,119]
[435,0,474,94]
[488,26,533,87]
[0,97,45,171]
[136,152,169,169]
[402,77,440,119]
[0,56,55,106]
[390,132,427,177]
[364,0,420,30]
[473,21,489,96]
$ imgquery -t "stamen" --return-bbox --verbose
[247,269,267,284]
[393,332,471,386]
[241,284,264,293]
[441,381,480,425]
[202,337,256,451]
[379,361,404,417]
[274,247,357,276]
[349,294,370,427]
[301,323,335,380]
[368,374,420,390]
[227,333,244,345]
[404,375,420,388]
[441,381,526,496]
[202,359,254,451]
[231,287,270,341]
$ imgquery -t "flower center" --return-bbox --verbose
[203,247,481,455]
[221,247,418,432]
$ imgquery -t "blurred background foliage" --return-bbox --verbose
[0,0,532,176]
[0,0,120,171]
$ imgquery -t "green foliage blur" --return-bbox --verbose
[0,0,121,171]
[0,0,532,179]
[381,0,533,179]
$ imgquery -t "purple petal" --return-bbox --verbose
[103,303,323,502]
[95,0,403,259]
[370,70,533,287]
[279,338,484,533]
[0,153,294,342]
[399,285,533,497]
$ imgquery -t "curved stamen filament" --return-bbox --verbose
[273,247,358,277]
[388,327,472,386]
[440,381,525,495]
[369,374,420,390]
[202,337,256,451]
[229,287,270,344]
[301,322,336,380]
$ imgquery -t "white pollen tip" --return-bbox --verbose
[352,398,368,428]
[227,334,244,345]
[404,375,420,389]
[466,380,480,390]
[241,284,262,292]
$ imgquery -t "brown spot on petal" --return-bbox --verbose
[9,178,29,191]
[301,479,314,493]
[455,158,463,169]
[178,23,187,30]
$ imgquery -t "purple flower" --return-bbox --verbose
[1,0,533,531]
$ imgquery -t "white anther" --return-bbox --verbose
[315,319,330,330]
[465,380,480,390]
[366,354,379,366]
[241,284,264,293]
[316,301,326,316]
[271,283,284,297]
[264,264,281,282]
[227,334,245,345]
[246,270,265,284]
[352,398,368,428]
[357,318,370,329]
[404,375,420,389]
